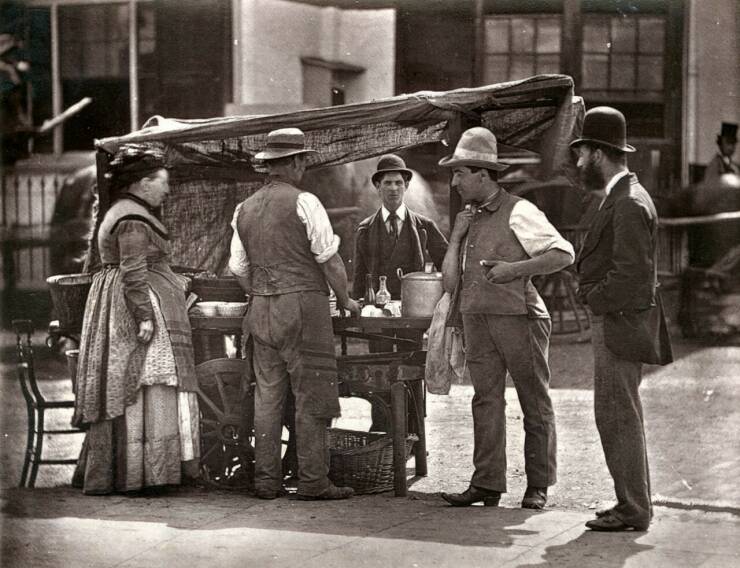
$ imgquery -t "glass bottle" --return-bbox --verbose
[375,275,391,308]
[364,273,376,307]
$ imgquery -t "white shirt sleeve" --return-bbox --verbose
[296,192,340,264]
[509,200,575,261]
[228,203,250,277]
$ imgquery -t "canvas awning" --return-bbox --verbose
[91,74,583,273]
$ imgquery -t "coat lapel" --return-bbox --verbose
[366,209,386,276]
[578,175,631,262]
[405,210,426,269]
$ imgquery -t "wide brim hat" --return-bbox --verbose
[371,154,413,184]
[255,127,317,160]
[569,106,636,153]
[438,127,509,171]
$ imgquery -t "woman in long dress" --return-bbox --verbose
[73,153,200,494]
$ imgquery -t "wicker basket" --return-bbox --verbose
[327,428,418,494]
[46,273,93,333]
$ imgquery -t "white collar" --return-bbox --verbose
[382,203,407,222]
[605,170,629,196]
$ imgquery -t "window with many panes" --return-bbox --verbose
[483,15,561,85]
[581,14,666,102]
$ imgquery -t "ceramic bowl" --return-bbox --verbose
[217,302,249,317]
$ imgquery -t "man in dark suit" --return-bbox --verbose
[704,122,738,182]
[353,154,448,301]
[353,154,448,431]
[572,107,673,532]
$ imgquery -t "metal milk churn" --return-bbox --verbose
[397,263,444,317]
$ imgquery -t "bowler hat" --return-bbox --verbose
[255,128,317,161]
[371,154,413,184]
[718,122,738,143]
[569,106,636,153]
[438,127,509,171]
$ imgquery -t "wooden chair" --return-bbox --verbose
[12,319,83,488]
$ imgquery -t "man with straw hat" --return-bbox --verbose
[438,127,574,510]
[572,107,672,531]
[229,127,360,501]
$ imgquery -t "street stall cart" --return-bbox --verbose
[47,75,584,495]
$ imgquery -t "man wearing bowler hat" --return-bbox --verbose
[353,154,448,302]
[229,127,360,501]
[353,154,448,430]
[572,107,673,531]
[438,127,574,510]
[704,121,738,182]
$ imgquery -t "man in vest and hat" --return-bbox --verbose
[704,121,738,182]
[229,127,360,500]
[438,127,574,510]
[353,154,448,430]
[572,107,673,531]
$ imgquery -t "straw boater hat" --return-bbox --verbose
[371,154,413,184]
[569,106,636,153]
[437,127,509,171]
[255,128,317,161]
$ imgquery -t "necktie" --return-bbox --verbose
[387,212,398,240]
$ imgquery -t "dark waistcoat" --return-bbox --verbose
[236,180,328,296]
[460,190,541,315]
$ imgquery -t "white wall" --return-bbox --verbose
[233,0,395,109]
[685,0,740,170]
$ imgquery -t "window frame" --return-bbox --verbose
[482,14,563,85]
[26,0,153,154]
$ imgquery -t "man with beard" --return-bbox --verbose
[438,127,574,510]
[572,107,673,531]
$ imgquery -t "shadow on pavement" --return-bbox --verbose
[517,529,654,567]
[2,485,546,550]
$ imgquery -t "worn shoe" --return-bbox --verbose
[255,486,289,500]
[441,486,501,507]
[295,484,354,501]
[585,512,647,532]
[521,486,547,509]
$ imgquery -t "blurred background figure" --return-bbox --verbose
[704,122,738,183]
[0,5,32,165]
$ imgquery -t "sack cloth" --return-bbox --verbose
[425,293,469,394]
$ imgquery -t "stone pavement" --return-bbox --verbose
[2,486,739,567]
[1,330,739,566]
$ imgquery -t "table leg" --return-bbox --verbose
[391,381,407,497]
[410,379,427,477]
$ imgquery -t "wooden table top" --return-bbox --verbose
[189,315,432,332]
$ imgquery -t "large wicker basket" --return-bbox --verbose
[328,428,418,494]
[46,273,93,333]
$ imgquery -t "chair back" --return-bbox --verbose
[12,319,47,406]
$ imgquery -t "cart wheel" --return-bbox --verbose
[196,359,255,491]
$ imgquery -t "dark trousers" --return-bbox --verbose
[247,292,339,497]
[591,315,652,529]
[462,313,557,493]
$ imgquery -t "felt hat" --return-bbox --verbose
[438,127,509,171]
[569,106,636,153]
[719,122,738,143]
[255,128,317,161]
[371,154,413,184]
